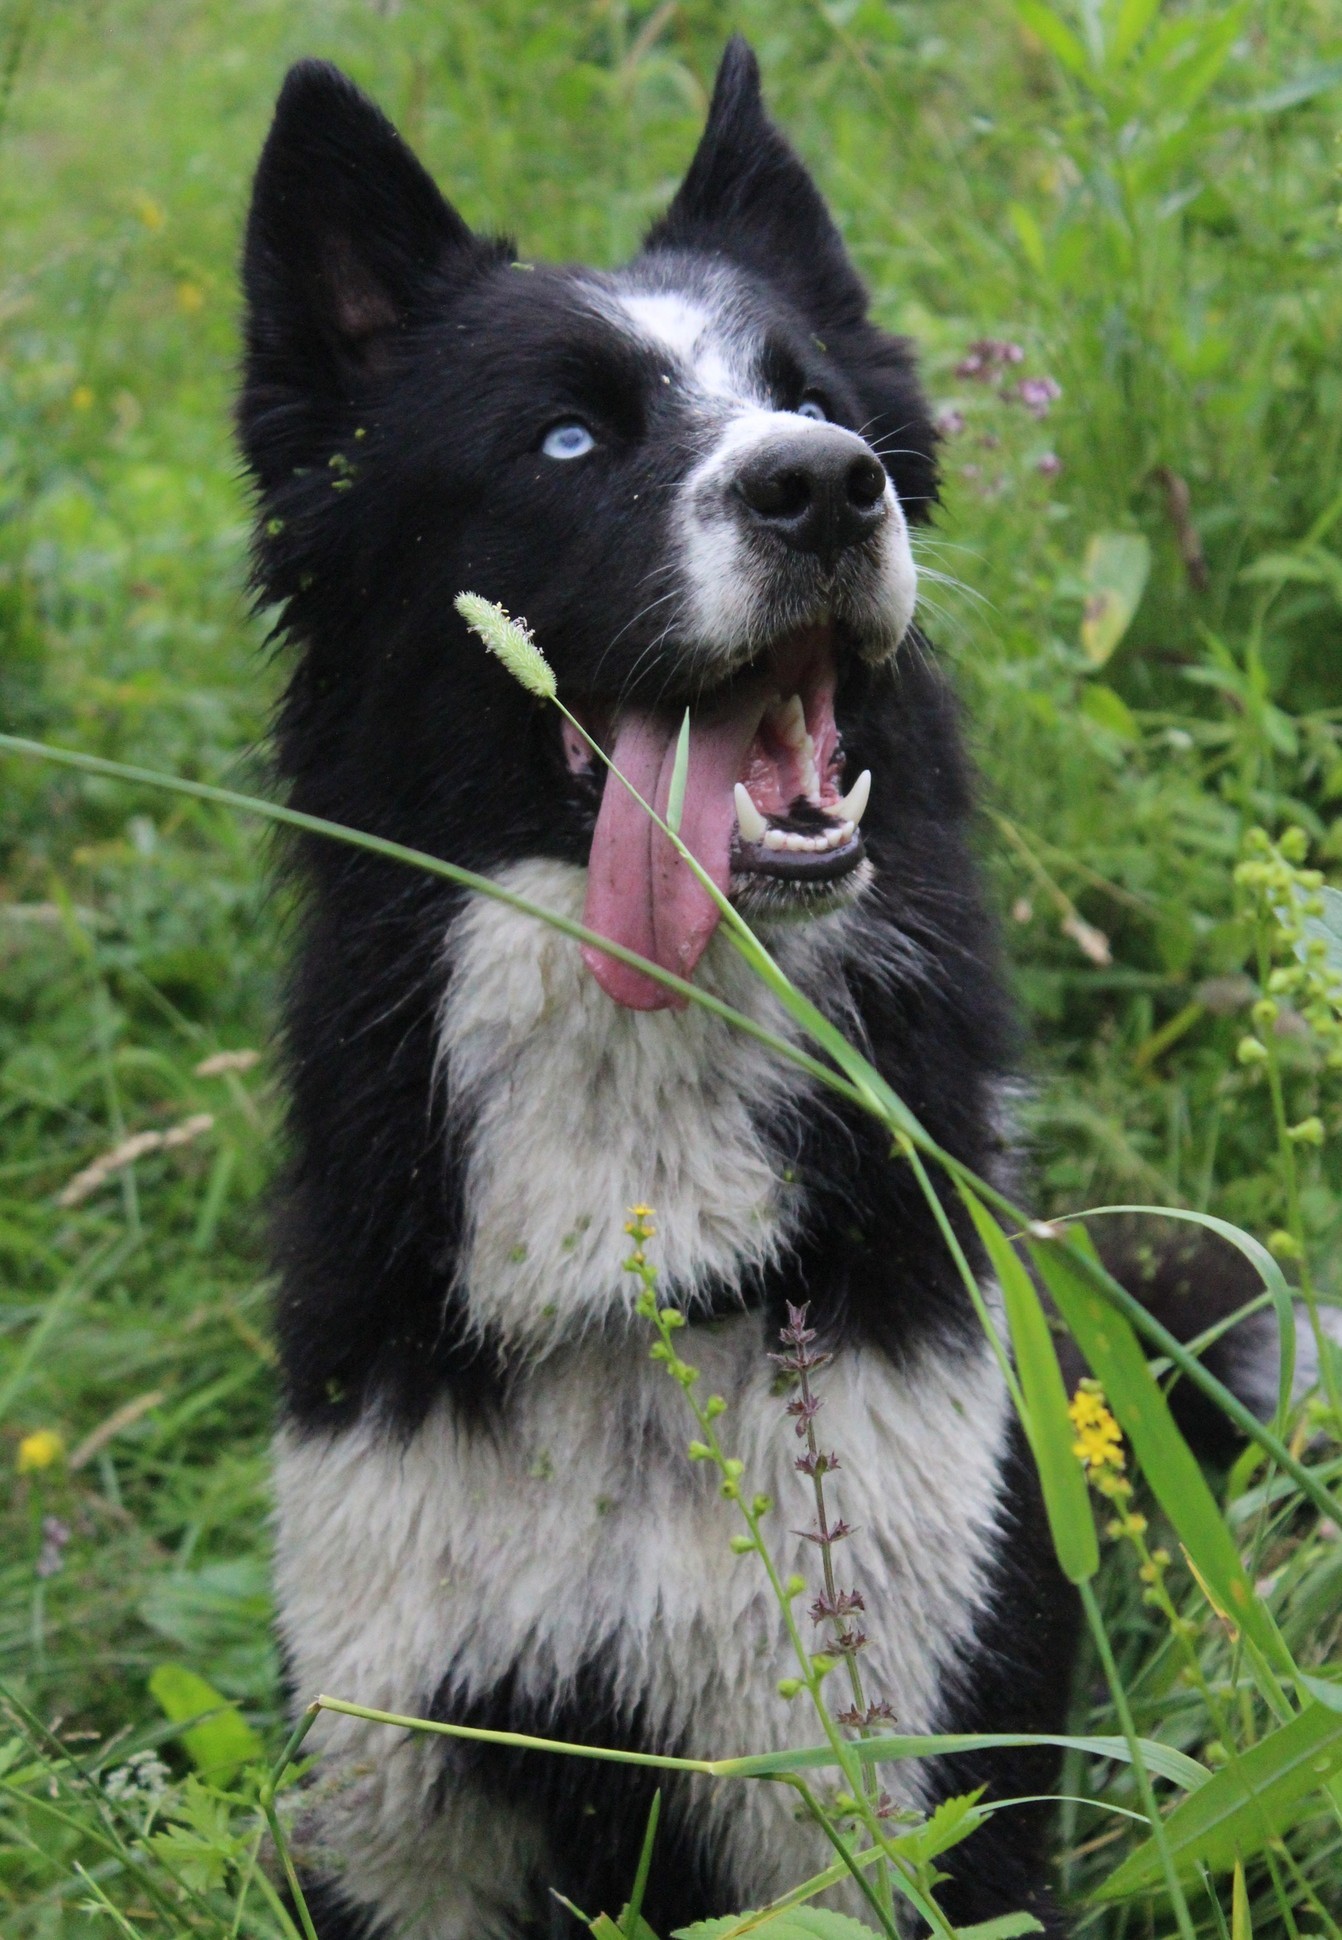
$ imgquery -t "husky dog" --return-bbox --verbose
[237,39,1273,1939]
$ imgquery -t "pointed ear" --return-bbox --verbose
[239,62,492,480]
[644,37,867,330]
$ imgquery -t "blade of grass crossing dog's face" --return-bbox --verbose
[960,1190,1099,1583]
[1028,1230,1297,1681]
[1097,1700,1342,1894]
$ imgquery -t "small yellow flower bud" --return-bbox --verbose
[1288,1116,1325,1146]
[1251,998,1279,1029]
[686,1441,712,1461]
[1237,1036,1269,1066]
[777,1678,804,1699]
[785,1574,807,1598]
[17,1429,64,1474]
[1268,1229,1302,1260]
[729,1533,755,1553]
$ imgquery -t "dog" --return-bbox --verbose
[237,39,1292,1938]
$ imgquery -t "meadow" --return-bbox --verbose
[3,0,1342,1933]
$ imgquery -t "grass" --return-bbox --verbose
[2,0,1342,1932]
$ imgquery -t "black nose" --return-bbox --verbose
[735,430,888,563]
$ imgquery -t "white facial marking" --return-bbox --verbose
[274,1320,1012,1936]
[614,290,762,405]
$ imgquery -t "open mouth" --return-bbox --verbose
[566,622,871,1010]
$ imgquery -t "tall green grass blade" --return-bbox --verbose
[313,1697,1206,1789]
[665,710,690,836]
[1098,1702,1342,1894]
[715,1732,1207,1789]
[623,1788,662,1940]
[960,1189,1098,1583]
[1028,1231,1296,1680]
[1065,1204,1296,1420]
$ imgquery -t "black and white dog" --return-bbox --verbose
[237,40,1269,1939]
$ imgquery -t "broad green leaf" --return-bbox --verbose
[1015,0,1089,73]
[675,1913,878,1940]
[1080,533,1151,666]
[1097,1701,1342,1894]
[961,1190,1098,1583]
[716,1731,1206,1790]
[958,1919,1044,1940]
[148,1665,263,1782]
[1080,684,1139,743]
[1027,1235,1292,1677]
[665,711,691,837]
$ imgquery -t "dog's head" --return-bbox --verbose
[240,39,937,1009]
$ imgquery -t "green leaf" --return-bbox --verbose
[675,1912,878,1940]
[1008,202,1046,273]
[889,1788,987,1863]
[715,1731,1206,1790]
[1241,58,1342,114]
[1294,883,1342,980]
[1015,0,1089,73]
[665,712,691,837]
[147,1665,263,1783]
[1108,0,1161,65]
[961,1191,1099,1583]
[957,1918,1045,1940]
[1098,1701,1342,1894]
[1080,533,1151,666]
[1026,1234,1293,1678]
[1080,683,1139,743]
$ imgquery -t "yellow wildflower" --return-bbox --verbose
[1068,1384,1125,1473]
[17,1429,65,1474]
[70,385,94,412]
[133,192,166,232]
[176,280,205,314]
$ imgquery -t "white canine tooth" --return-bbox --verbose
[824,827,844,849]
[772,694,807,749]
[733,782,767,844]
[800,733,820,802]
[762,828,788,850]
[836,770,871,827]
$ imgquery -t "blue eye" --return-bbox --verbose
[796,396,827,422]
[542,422,596,460]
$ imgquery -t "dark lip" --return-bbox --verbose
[731,827,866,884]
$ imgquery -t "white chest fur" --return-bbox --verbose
[275,1325,1009,1938]
[274,860,1011,1936]
[437,859,830,1358]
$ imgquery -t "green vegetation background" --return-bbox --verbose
[3,0,1342,1930]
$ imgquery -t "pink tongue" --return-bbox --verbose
[582,701,765,1010]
